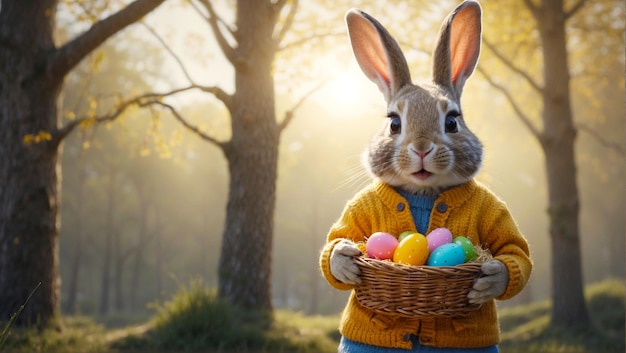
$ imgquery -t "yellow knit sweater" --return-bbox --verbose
[319,179,532,349]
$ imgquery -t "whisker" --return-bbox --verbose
[333,155,371,192]
[335,169,370,192]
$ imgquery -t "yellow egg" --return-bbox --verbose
[393,232,429,266]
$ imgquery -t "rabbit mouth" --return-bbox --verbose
[413,169,432,181]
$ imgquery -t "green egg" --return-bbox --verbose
[453,236,477,262]
[398,231,415,242]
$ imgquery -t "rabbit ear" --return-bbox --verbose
[432,0,482,99]
[346,9,412,103]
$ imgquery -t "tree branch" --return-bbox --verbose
[476,65,543,141]
[151,101,225,150]
[273,0,298,46]
[273,0,289,9]
[483,38,544,94]
[140,21,195,85]
[279,79,327,133]
[54,84,230,151]
[522,0,540,20]
[196,85,232,109]
[278,31,345,52]
[54,83,232,147]
[565,0,587,20]
[54,86,200,144]
[190,0,236,35]
[195,0,238,65]
[577,123,624,154]
[188,0,210,22]
[48,0,167,83]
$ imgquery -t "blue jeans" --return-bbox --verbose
[338,337,499,353]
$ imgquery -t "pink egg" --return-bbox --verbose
[426,228,453,253]
[366,232,398,260]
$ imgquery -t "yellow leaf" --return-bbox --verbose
[159,149,172,159]
[80,117,97,128]
[89,97,97,110]
[23,134,34,145]
[23,131,51,145]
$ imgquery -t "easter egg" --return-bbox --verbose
[398,231,414,242]
[426,228,453,253]
[366,232,398,260]
[393,232,429,266]
[453,236,477,262]
[427,243,465,267]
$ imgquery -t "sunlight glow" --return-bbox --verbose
[326,72,365,105]
[315,67,382,117]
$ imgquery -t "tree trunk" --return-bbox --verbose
[217,1,279,313]
[64,166,86,315]
[538,0,590,329]
[114,227,124,312]
[155,206,163,301]
[0,0,62,326]
[0,0,165,327]
[130,193,149,310]
[99,166,117,315]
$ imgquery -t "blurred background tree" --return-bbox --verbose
[477,0,624,330]
[0,0,167,327]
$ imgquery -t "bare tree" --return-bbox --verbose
[478,0,612,329]
[143,0,326,313]
[0,0,167,327]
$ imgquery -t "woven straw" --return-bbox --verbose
[354,256,483,318]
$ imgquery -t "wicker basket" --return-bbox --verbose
[354,256,483,318]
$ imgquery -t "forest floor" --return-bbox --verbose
[1,279,623,353]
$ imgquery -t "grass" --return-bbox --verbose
[0,316,108,353]
[0,278,623,353]
[0,283,41,351]
[498,278,625,353]
[112,279,337,352]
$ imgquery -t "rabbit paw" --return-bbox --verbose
[330,239,362,285]
[468,260,509,304]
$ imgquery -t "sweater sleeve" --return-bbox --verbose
[319,193,373,291]
[480,198,532,301]
[319,238,355,291]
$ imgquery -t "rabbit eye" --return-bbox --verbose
[445,113,459,133]
[388,114,402,135]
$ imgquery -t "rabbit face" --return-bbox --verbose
[348,1,483,196]
[367,84,483,196]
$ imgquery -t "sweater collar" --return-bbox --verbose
[438,179,478,207]
[394,188,438,209]
[373,179,478,209]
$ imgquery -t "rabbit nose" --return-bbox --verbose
[412,147,433,159]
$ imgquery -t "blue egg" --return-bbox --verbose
[427,243,465,267]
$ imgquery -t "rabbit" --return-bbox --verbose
[320,1,532,351]
[350,4,483,198]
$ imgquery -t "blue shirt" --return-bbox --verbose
[339,337,498,353]
[395,189,437,234]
